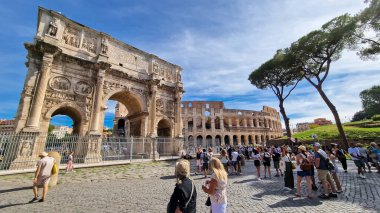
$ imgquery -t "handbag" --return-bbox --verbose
[205,196,211,206]
[51,164,58,175]
[300,154,313,171]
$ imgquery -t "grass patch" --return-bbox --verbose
[290,123,380,142]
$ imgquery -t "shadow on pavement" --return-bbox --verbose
[268,197,322,208]
[0,186,32,194]
[0,202,31,209]
[233,178,256,184]
[160,175,176,180]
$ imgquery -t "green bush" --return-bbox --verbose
[372,114,380,121]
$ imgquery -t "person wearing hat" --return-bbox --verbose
[295,145,313,198]
[348,143,366,179]
[313,142,338,199]
[167,160,197,213]
[29,151,56,203]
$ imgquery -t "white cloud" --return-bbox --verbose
[145,0,379,128]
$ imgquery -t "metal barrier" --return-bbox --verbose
[0,132,183,172]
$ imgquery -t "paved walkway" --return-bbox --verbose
[0,159,379,212]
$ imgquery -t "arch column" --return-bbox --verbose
[148,79,160,137]
[174,87,184,137]
[90,62,110,134]
[228,118,232,127]
[24,45,60,131]
[220,118,224,131]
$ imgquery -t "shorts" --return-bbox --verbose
[34,175,51,187]
[254,160,261,167]
[317,169,330,182]
[231,161,237,167]
[297,170,312,177]
[263,161,271,167]
[196,159,201,167]
[273,161,280,169]
[353,160,365,168]
[203,163,209,170]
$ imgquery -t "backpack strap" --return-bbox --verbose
[185,181,194,208]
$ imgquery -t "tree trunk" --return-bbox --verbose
[278,99,292,138]
[315,86,349,150]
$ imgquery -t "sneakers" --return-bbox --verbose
[28,197,38,203]
[257,177,261,181]
[359,174,366,179]
[329,193,338,198]
[38,198,45,202]
[336,190,343,193]
[318,194,330,199]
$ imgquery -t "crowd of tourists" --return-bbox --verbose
[167,141,380,212]
[28,141,380,213]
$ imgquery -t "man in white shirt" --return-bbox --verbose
[231,148,239,175]
[29,152,56,203]
[348,143,366,179]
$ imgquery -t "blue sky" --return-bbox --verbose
[1,0,379,129]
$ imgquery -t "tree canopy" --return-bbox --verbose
[360,85,380,117]
[249,49,302,139]
[356,0,380,59]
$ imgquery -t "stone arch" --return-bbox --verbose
[241,135,245,145]
[215,117,221,129]
[44,102,85,135]
[205,117,212,130]
[248,135,253,144]
[157,118,172,137]
[206,135,212,147]
[224,135,230,145]
[103,89,145,136]
[215,135,222,146]
[233,135,238,146]
[255,135,259,144]
[103,89,145,114]
[196,135,203,147]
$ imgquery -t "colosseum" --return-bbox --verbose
[181,101,283,148]
[112,100,283,148]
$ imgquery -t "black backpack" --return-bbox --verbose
[273,152,281,161]
[263,152,271,162]
[203,153,210,163]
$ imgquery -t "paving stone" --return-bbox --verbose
[0,160,379,212]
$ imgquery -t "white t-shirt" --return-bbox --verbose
[231,151,239,161]
[252,153,261,161]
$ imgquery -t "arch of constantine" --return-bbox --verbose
[181,101,283,148]
[9,7,184,165]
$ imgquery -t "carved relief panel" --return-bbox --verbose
[81,31,98,54]
[74,81,93,95]
[154,63,176,83]
[61,26,81,48]
[49,76,71,91]
[156,98,175,117]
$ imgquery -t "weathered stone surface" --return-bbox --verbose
[0,160,378,212]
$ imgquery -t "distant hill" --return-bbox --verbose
[290,119,380,142]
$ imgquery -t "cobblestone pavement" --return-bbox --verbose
[0,159,379,213]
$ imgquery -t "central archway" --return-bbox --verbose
[102,90,146,137]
